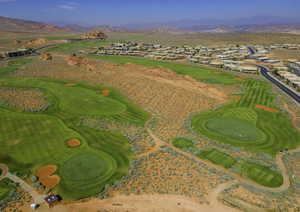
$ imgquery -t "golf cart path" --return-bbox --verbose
[0,163,46,204]
[146,127,300,192]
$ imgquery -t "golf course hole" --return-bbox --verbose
[60,152,117,192]
[67,139,81,147]
[205,118,265,142]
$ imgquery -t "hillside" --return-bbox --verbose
[0,16,71,32]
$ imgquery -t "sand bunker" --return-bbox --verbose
[255,105,278,113]
[67,139,81,147]
[235,78,244,81]
[101,90,110,96]
[64,83,77,87]
[36,165,60,189]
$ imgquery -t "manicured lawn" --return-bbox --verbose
[0,179,15,201]
[197,149,237,169]
[192,79,300,156]
[234,161,283,187]
[47,40,108,53]
[172,138,194,149]
[0,77,148,200]
[197,149,282,187]
[205,118,265,142]
[87,55,239,85]
[0,58,33,76]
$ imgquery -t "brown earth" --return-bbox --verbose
[40,52,52,61]
[101,89,110,96]
[80,29,107,40]
[36,165,60,189]
[67,139,81,147]
[64,83,77,87]
[66,54,96,71]
[0,88,48,111]
[235,77,244,81]
[255,104,278,113]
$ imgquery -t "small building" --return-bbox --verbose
[5,48,33,58]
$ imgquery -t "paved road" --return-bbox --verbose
[260,66,300,104]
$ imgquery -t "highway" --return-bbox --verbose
[260,66,300,104]
[247,46,300,104]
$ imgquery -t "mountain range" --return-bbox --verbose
[1,15,300,34]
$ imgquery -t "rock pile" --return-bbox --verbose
[40,53,52,60]
[80,29,108,40]
[66,54,95,71]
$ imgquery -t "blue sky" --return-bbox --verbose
[0,0,299,26]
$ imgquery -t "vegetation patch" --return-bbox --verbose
[172,138,194,149]
[87,55,239,85]
[0,58,32,76]
[197,149,283,187]
[0,77,147,199]
[47,40,108,53]
[192,79,300,155]
[197,149,237,169]
[0,88,49,112]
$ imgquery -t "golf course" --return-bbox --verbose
[0,77,148,200]
[192,79,300,156]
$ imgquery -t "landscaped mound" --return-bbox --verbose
[36,165,60,189]
[80,29,108,40]
[67,139,81,147]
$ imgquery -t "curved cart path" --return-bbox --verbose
[0,164,46,204]
[146,127,300,192]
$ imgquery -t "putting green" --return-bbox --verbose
[205,118,265,142]
[60,152,117,192]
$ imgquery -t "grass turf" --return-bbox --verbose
[0,58,33,76]
[172,138,194,149]
[86,55,239,85]
[192,79,300,156]
[0,77,148,200]
[47,40,109,53]
[197,149,283,187]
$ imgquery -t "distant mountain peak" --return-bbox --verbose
[0,16,72,32]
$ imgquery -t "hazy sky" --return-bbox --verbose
[0,0,299,26]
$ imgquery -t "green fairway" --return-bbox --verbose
[172,138,194,149]
[197,149,283,187]
[0,58,32,76]
[192,79,300,156]
[197,149,237,169]
[0,77,148,200]
[86,55,239,85]
[47,40,108,53]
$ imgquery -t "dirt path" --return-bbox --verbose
[0,163,9,180]
[0,164,46,204]
[146,127,298,192]
[284,103,300,131]
[40,193,241,212]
